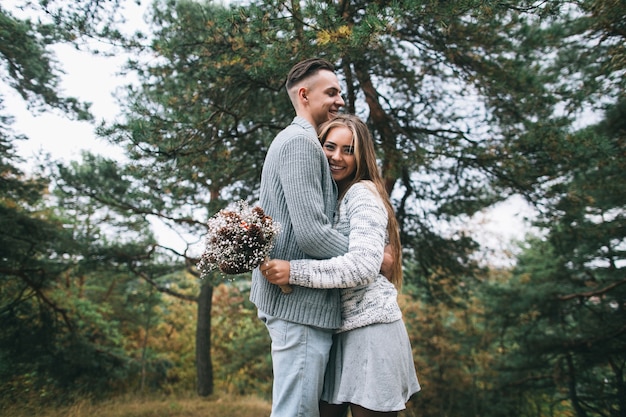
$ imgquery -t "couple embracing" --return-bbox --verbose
[251,58,421,417]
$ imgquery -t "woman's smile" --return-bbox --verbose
[322,126,356,191]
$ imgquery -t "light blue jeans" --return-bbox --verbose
[258,311,334,417]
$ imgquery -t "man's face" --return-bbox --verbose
[303,70,345,128]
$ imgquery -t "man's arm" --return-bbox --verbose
[280,136,348,259]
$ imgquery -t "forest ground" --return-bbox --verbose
[2,393,272,417]
[2,393,421,416]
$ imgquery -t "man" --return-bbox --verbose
[250,58,349,417]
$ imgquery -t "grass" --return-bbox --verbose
[2,392,421,417]
[1,393,272,417]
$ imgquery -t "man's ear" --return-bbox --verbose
[298,87,309,103]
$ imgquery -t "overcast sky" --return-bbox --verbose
[5,0,147,165]
[7,46,126,164]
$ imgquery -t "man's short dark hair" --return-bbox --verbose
[285,58,336,90]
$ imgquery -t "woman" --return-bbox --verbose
[261,114,420,417]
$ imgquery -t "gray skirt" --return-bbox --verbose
[321,320,421,412]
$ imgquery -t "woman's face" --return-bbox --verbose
[322,126,356,191]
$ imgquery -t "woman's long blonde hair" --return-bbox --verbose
[318,114,402,289]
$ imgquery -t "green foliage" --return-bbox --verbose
[400,267,499,417]
[0,5,91,119]
[210,284,272,398]
[483,97,626,414]
[0,151,194,404]
[1,0,200,407]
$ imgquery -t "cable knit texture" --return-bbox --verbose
[290,182,403,332]
[250,117,349,329]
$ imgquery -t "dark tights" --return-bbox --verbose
[320,401,399,417]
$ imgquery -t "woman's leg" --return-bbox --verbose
[320,401,349,417]
[350,404,398,417]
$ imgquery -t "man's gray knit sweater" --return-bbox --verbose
[250,117,349,329]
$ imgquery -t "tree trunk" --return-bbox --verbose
[196,282,214,396]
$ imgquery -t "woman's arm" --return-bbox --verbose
[263,183,387,289]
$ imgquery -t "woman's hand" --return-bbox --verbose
[260,259,292,293]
